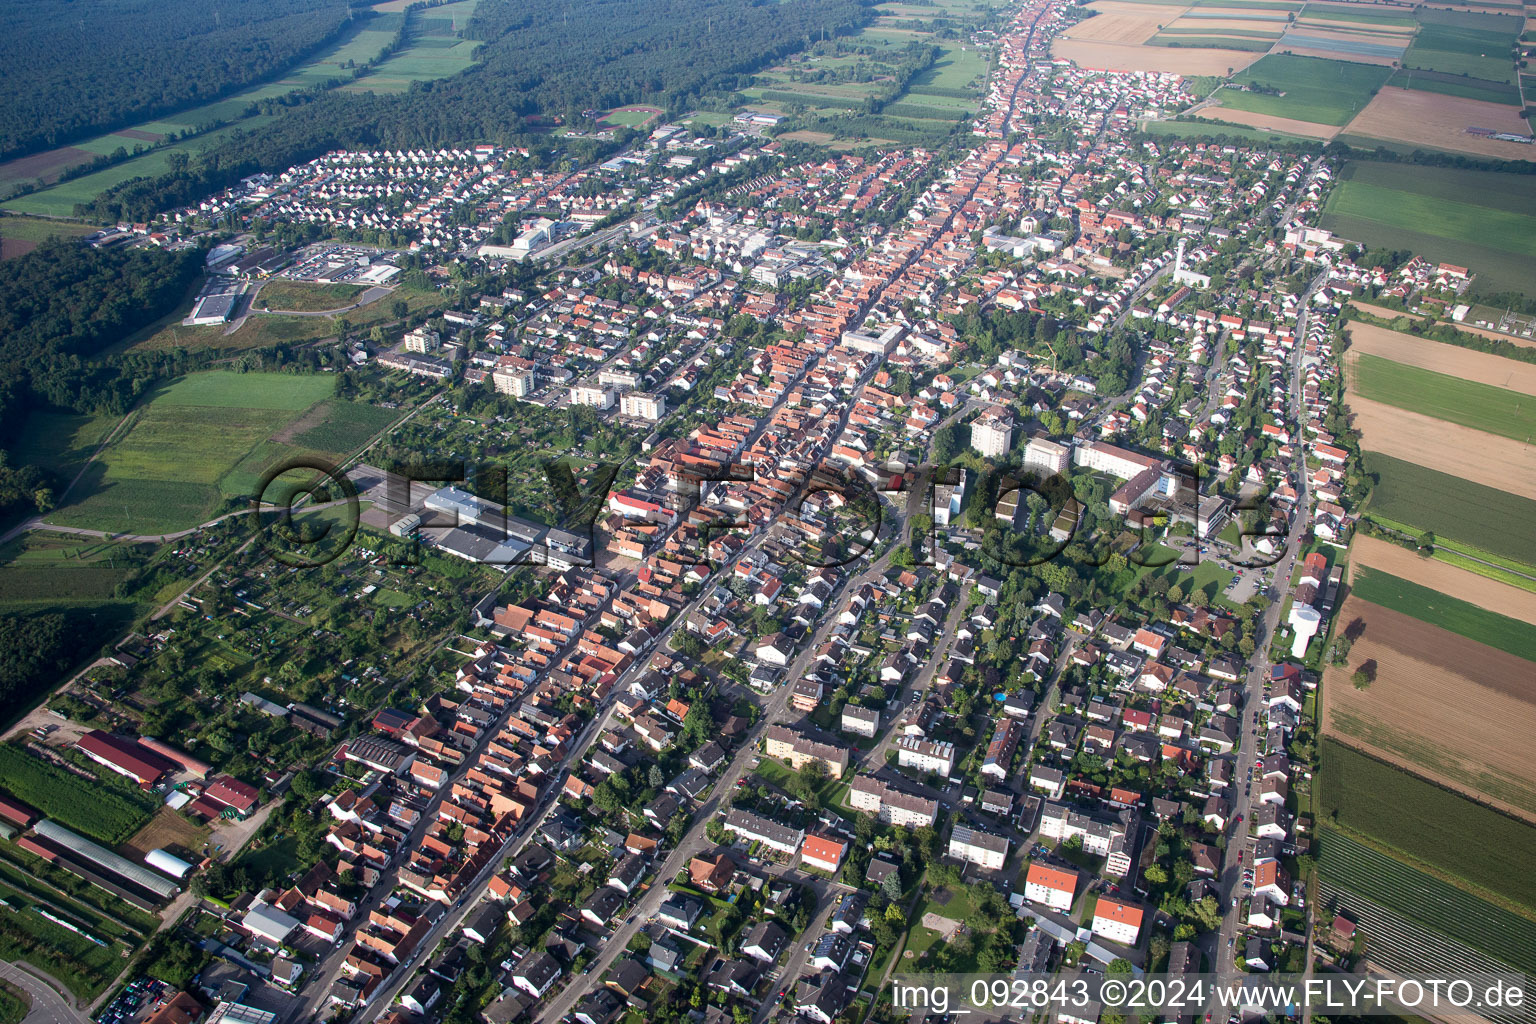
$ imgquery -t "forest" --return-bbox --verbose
[0,0,355,162]
[0,240,203,519]
[78,0,871,222]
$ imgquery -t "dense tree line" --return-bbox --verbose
[79,0,870,221]
[0,0,355,162]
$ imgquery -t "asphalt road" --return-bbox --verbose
[0,963,88,1024]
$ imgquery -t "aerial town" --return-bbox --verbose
[0,2,1533,1024]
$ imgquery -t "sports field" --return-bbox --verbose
[44,372,340,534]
[1217,54,1392,126]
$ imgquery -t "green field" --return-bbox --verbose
[341,0,480,94]
[1323,161,1536,298]
[3,117,279,217]
[599,106,663,128]
[1350,566,1536,661]
[0,216,99,255]
[1305,7,1416,28]
[1318,827,1536,973]
[44,372,338,534]
[1141,118,1320,145]
[1319,740,1536,913]
[1350,354,1536,442]
[0,744,154,846]
[1362,453,1536,566]
[290,399,400,455]
[0,535,144,610]
[1219,54,1393,125]
[255,280,366,312]
[1386,69,1521,105]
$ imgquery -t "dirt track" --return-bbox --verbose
[1323,594,1536,822]
[1344,87,1536,162]
[1345,322,1536,394]
[1351,534,1536,622]
[1347,394,1536,500]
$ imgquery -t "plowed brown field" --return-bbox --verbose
[1345,322,1536,394]
[1344,87,1536,162]
[1051,38,1263,73]
[1347,394,1536,500]
[1323,595,1536,820]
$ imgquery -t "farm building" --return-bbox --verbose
[75,730,177,786]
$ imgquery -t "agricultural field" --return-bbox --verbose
[1317,828,1536,974]
[1349,354,1536,443]
[1214,54,1394,126]
[1344,389,1536,501]
[0,215,98,259]
[0,534,147,612]
[1324,163,1536,294]
[1053,0,1267,73]
[1344,320,1536,391]
[1322,589,1536,817]
[1350,565,1536,654]
[43,371,340,535]
[0,742,155,845]
[1341,85,1536,163]
[1140,118,1318,144]
[0,5,472,213]
[342,0,483,94]
[1349,534,1536,618]
[1400,7,1522,94]
[1318,739,1536,912]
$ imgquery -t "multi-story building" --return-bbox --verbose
[764,725,850,779]
[620,391,666,421]
[971,408,1014,458]
[403,327,441,353]
[1073,441,1162,481]
[848,775,938,828]
[1024,862,1077,911]
[1091,897,1145,946]
[948,826,1009,870]
[1024,436,1071,475]
[895,735,956,778]
[569,384,615,410]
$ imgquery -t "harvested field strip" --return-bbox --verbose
[1050,38,1265,72]
[1344,321,1536,392]
[1275,31,1408,55]
[1322,589,1536,817]
[1350,534,1536,620]
[1349,394,1536,500]
[1351,566,1536,657]
[1153,34,1275,45]
[1351,353,1536,442]
[1318,827,1536,970]
[1319,739,1536,913]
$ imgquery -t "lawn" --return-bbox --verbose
[1349,567,1536,662]
[1351,354,1536,442]
[44,371,337,534]
[1319,739,1536,913]
[1219,54,1393,125]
